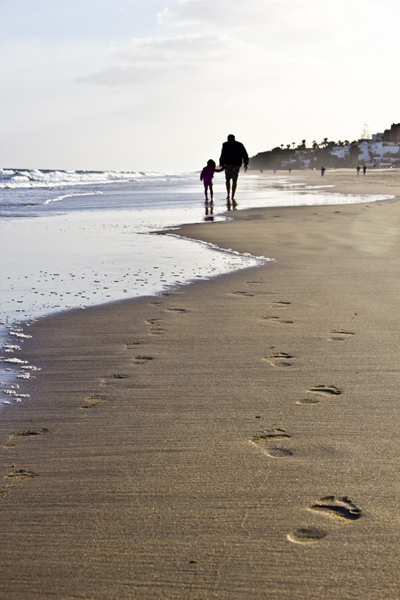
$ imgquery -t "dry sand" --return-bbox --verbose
[289,166,400,198]
[1,169,400,599]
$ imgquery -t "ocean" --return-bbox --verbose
[0,168,392,405]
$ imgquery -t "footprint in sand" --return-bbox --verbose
[229,291,255,297]
[296,385,341,405]
[271,300,291,306]
[167,308,188,313]
[296,397,321,405]
[328,330,355,341]
[145,317,166,335]
[309,495,362,522]
[125,341,144,349]
[265,448,294,457]
[1,469,39,500]
[250,428,291,442]
[5,469,39,481]
[149,326,165,335]
[250,428,293,458]
[0,485,9,500]
[3,427,49,450]
[134,355,154,365]
[259,315,294,324]
[288,496,361,544]
[81,394,108,409]
[263,351,293,367]
[309,385,341,396]
[100,374,131,387]
[287,528,327,544]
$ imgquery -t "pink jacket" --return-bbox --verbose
[200,165,224,181]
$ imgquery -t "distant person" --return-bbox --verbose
[363,165,367,175]
[357,166,361,175]
[321,166,326,176]
[219,134,249,204]
[200,159,224,202]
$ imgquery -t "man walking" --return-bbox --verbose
[219,134,249,204]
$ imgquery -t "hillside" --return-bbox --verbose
[250,123,400,171]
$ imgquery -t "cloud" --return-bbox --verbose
[158,0,286,30]
[81,0,400,100]
[81,33,270,92]
[157,0,399,46]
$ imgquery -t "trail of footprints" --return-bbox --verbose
[251,292,361,544]
[1,427,48,499]
[96,290,357,545]
[142,284,359,544]
[2,287,361,544]
[1,300,190,499]
[249,425,362,543]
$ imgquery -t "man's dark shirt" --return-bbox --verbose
[219,140,249,167]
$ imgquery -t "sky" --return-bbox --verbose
[0,0,399,173]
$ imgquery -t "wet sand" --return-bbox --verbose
[1,169,400,599]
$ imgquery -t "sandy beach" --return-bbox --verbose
[1,168,400,599]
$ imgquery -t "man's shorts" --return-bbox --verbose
[224,165,240,181]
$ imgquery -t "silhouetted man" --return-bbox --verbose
[219,134,248,203]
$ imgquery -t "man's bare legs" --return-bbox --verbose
[226,176,238,201]
[225,179,231,200]
[231,177,238,200]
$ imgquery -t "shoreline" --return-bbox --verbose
[1,170,400,599]
[3,167,392,396]
[267,166,400,198]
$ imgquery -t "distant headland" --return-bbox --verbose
[250,123,400,170]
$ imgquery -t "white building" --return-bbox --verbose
[358,141,400,165]
[331,146,350,159]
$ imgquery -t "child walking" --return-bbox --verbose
[200,159,224,202]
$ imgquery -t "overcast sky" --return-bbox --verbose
[0,0,398,172]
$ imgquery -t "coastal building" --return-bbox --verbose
[358,141,400,167]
